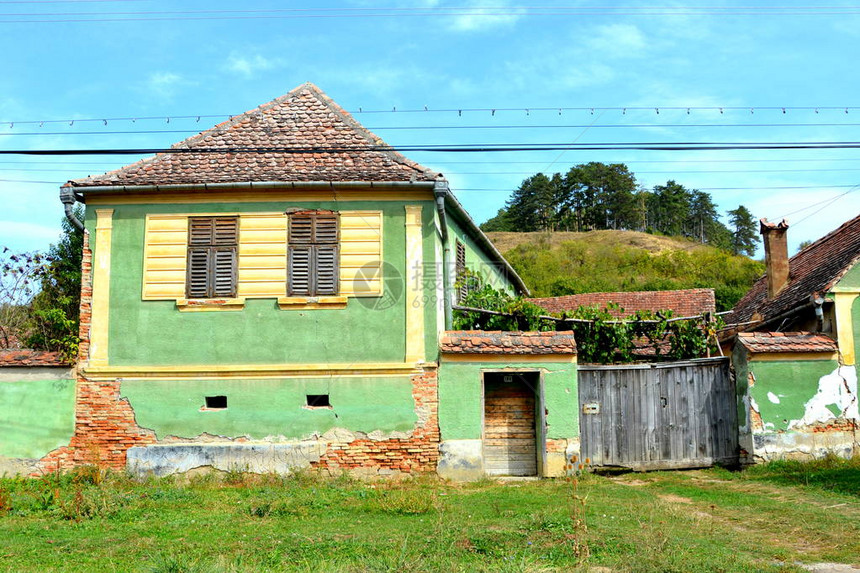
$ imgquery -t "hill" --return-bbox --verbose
[486,230,764,311]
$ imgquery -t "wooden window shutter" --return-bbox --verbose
[288,212,339,296]
[186,217,238,298]
[456,240,467,302]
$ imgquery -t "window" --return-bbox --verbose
[288,211,339,296]
[306,394,331,408]
[186,217,238,298]
[456,239,467,303]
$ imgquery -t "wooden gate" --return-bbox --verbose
[483,373,539,476]
[578,358,737,470]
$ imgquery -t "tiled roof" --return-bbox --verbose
[0,349,70,367]
[440,331,577,355]
[66,83,439,188]
[731,214,860,324]
[528,289,716,317]
[736,332,838,354]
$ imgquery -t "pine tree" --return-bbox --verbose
[727,205,759,256]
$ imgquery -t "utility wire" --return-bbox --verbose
[5,142,860,155]
[3,107,859,126]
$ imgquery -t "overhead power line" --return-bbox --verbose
[5,142,860,156]
[4,5,860,23]
[6,122,860,137]
[3,106,859,127]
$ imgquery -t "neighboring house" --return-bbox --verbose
[730,215,860,461]
[529,288,716,318]
[0,350,75,475]
[34,83,580,479]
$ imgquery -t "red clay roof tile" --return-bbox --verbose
[0,349,70,367]
[732,214,860,324]
[528,288,716,317]
[736,332,837,354]
[440,330,577,355]
[66,83,440,188]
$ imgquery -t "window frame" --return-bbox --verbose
[287,210,340,297]
[185,216,239,299]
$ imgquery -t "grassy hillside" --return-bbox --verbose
[487,230,764,311]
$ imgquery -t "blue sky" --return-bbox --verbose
[1,2,859,257]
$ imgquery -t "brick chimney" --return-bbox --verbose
[760,218,790,299]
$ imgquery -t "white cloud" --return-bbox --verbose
[146,71,185,99]
[586,23,647,57]
[224,53,280,78]
[447,1,524,32]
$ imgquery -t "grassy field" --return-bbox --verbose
[485,230,764,310]
[1,457,858,572]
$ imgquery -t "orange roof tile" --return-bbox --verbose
[440,330,577,355]
[66,83,440,189]
[732,214,860,324]
[528,288,716,317]
[736,332,838,354]
[0,349,70,367]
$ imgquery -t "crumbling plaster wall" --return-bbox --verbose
[735,346,858,462]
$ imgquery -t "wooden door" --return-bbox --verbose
[483,373,538,476]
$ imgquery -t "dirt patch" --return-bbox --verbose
[658,494,693,504]
[613,479,651,487]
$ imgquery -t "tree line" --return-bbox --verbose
[0,210,82,360]
[480,162,759,256]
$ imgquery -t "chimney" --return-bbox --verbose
[760,218,790,299]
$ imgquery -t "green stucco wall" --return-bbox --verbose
[745,359,840,431]
[438,360,578,440]
[120,376,417,440]
[87,200,441,367]
[836,263,860,289]
[0,377,75,459]
[447,214,517,295]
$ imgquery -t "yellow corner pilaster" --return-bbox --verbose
[89,209,114,367]
[834,292,859,365]
[405,205,425,364]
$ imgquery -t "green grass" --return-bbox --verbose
[1,459,859,572]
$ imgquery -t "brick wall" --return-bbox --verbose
[37,231,155,474]
[311,368,440,475]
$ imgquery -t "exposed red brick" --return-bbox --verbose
[311,369,440,474]
[36,232,155,474]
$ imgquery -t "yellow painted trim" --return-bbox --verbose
[176,298,246,312]
[339,210,383,298]
[441,354,578,364]
[834,292,859,365]
[749,352,839,362]
[83,361,435,380]
[87,189,435,205]
[89,209,114,367]
[277,296,348,310]
[830,286,860,293]
[404,205,425,363]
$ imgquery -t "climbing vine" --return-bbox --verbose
[453,277,722,364]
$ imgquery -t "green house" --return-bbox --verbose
[46,83,580,479]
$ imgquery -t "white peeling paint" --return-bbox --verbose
[750,396,760,414]
[767,392,781,404]
[789,365,859,429]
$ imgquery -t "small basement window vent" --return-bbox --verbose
[305,394,331,408]
[203,395,227,410]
